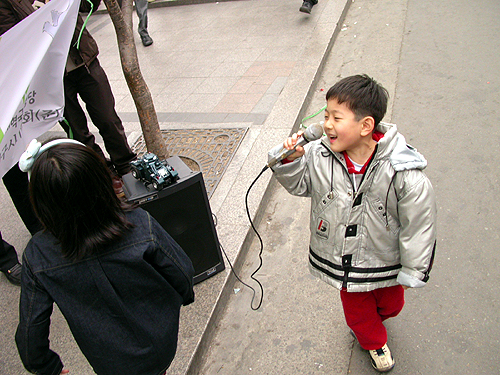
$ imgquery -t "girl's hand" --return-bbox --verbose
[60,370,69,374]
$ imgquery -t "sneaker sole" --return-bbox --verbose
[369,344,395,372]
[299,6,311,13]
[370,358,395,372]
[368,354,396,372]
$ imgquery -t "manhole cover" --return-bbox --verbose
[132,128,248,198]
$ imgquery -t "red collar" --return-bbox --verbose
[372,130,384,142]
[343,131,384,174]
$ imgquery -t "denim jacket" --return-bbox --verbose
[16,208,195,375]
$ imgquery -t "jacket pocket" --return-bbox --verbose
[367,197,400,237]
[312,190,338,216]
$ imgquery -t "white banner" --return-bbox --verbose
[0,0,80,177]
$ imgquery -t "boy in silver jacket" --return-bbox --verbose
[269,74,436,372]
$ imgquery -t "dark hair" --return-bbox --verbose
[29,143,133,261]
[325,74,389,126]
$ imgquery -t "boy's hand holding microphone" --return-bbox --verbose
[267,123,324,168]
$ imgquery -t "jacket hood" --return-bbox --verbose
[376,122,427,172]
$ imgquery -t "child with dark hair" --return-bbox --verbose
[16,140,194,375]
[268,74,436,372]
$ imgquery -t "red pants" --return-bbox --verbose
[340,285,404,350]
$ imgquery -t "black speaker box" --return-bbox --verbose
[122,156,225,284]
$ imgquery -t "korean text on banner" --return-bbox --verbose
[0,0,80,177]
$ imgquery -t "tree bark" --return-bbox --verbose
[102,0,168,159]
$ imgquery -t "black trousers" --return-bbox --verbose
[1,165,43,271]
[0,232,17,273]
[61,58,136,175]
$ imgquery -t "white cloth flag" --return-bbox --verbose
[0,0,80,177]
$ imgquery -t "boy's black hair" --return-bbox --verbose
[29,143,133,261]
[325,74,389,126]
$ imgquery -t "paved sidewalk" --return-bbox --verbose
[0,0,350,374]
[195,0,500,374]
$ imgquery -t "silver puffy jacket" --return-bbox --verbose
[269,123,436,292]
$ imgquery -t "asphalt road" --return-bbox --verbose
[1,0,498,373]
[197,0,500,374]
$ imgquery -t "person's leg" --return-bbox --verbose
[2,164,42,235]
[340,289,387,350]
[0,232,21,285]
[376,285,405,322]
[116,0,152,46]
[76,59,137,175]
[63,66,108,163]
[370,286,403,372]
[0,233,19,273]
[135,0,150,38]
[135,0,153,46]
[299,0,317,14]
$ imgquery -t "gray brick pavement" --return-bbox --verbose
[0,0,349,374]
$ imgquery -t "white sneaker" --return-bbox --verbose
[368,343,395,372]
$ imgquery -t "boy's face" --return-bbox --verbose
[323,99,366,154]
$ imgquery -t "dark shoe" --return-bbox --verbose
[5,263,21,286]
[299,0,314,14]
[350,329,357,341]
[141,34,153,47]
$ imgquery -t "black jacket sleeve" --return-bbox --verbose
[15,252,64,375]
[0,0,33,36]
[79,0,101,13]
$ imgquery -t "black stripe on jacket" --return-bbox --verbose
[309,247,401,284]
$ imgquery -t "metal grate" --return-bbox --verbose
[132,128,248,198]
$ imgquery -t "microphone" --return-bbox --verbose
[267,123,324,168]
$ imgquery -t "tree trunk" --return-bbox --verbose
[102,0,168,159]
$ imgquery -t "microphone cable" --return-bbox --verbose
[214,118,324,311]
[213,165,268,311]
[243,165,269,310]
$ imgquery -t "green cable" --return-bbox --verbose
[62,118,74,139]
[300,104,327,129]
[75,0,94,50]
